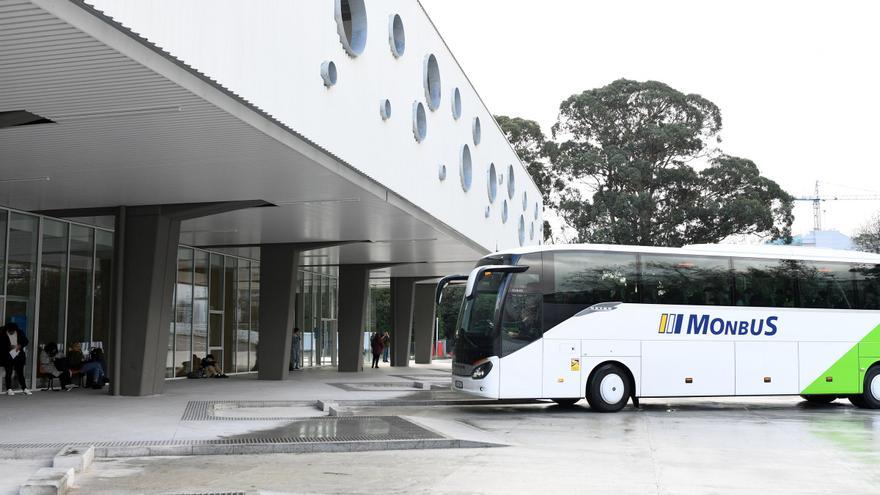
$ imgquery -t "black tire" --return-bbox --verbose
[551,398,579,407]
[849,366,880,409]
[586,363,631,413]
[800,395,837,404]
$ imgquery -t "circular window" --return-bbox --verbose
[522,190,528,210]
[424,54,441,111]
[487,163,497,202]
[460,144,472,192]
[388,14,405,58]
[507,164,516,199]
[529,222,535,241]
[518,215,525,246]
[380,99,392,120]
[472,116,482,145]
[501,200,509,223]
[320,61,337,87]
[335,0,367,57]
[438,164,447,181]
[412,101,427,142]
[534,202,540,220]
[452,87,462,120]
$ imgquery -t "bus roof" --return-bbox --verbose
[490,243,880,265]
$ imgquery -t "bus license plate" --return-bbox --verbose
[454,380,463,389]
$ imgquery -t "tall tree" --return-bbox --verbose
[552,79,793,246]
[495,115,560,241]
[854,212,880,253]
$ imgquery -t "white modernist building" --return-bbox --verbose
[0,0,541,395]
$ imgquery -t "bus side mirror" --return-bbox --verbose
[435,274,469,305]
[464,265,529,300]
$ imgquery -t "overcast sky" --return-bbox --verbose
[421,0,880,238]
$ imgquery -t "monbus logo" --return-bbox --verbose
[658,313,778,336]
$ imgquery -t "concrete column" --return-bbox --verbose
[256,245,300,380]
[390,277,419,367]
[413,283,437,364]
[117,207,182,396]
[337,266,370,372]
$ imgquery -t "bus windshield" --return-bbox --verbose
[453,271,506,367]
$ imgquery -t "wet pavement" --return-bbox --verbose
[3,363,880,494]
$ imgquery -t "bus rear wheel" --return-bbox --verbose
[586,363,631,413]
[800,395,837,404]
[849,366,880,409]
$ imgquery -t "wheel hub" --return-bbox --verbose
[599,374,625,404]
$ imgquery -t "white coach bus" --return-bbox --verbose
[439,244,880,412]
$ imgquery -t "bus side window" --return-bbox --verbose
[640,255,731,306]
[799,262,855,309]
[542,251,639,331]
[733,259,798,308]
[852,264,880,310]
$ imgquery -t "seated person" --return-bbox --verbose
[199,353,226,378]
[67,342,85,377]
[39,342,73,390]
[80,347,106,389]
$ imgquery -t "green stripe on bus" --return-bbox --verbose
[801,323,880,396]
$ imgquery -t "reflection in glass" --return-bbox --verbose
[192,250,209,362]
[500,254,542,356]
[544,251,639,331]
[641,254,731,306]
[66,225,94,345]
[853,264,880,310]
[173,247,193,377]
[734,258,798,308]
[92,230,113,348]
[237,260,250,372]
[38,220,68,351]
[5,213,39,387]
[249,264,259,371]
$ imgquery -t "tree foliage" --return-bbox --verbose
[854,212,880,253]
[551,79,793,246]
[495,115,559,241]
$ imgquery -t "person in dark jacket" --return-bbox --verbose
[370,332,384,369]
[1,323,32,395]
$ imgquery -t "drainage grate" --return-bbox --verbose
[329,382,427,392]
[163,493,246,495]
[0,416,442,450]
[181,400,320,421]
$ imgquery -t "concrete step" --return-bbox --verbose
[19,467,74,495]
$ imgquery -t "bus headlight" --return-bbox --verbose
[471,362,493,380]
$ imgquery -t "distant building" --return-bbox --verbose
[787,230,854,250]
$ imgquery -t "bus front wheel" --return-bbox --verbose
[849,366,880,409]
[586,363,631,413]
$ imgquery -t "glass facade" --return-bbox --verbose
[296,270,338,367]
[168,247,263,377]
[0,205,342,389]
[0,207,112,389]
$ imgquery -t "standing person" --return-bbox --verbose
[2,323,32,395]
[289,327,302,371]
[370,332,383,369]
[381,331,391,363]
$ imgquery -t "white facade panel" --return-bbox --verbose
[83,0,543,252]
